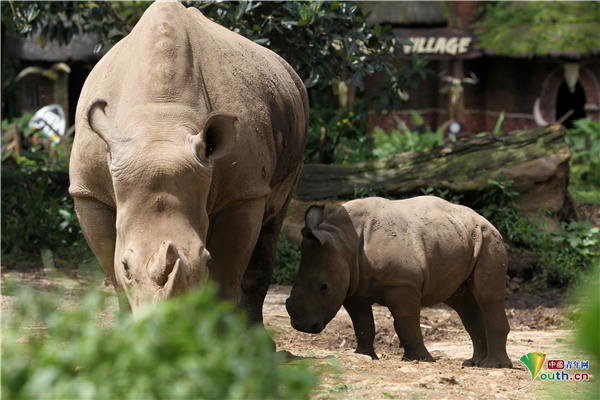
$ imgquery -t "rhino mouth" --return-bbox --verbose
[290,318,324,334]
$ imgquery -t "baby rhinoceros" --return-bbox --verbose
[286,196,513,368]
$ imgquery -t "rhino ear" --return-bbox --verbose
[195,112,238,160]
[302,228,333,246]
[88,99,121,150]
[302,205,330,244]
[304,205,325,230]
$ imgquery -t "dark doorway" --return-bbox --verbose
[556,80,587,129]
[68,62,92,128]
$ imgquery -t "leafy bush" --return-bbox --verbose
[1,113,34,142]
[371,118,445,158]
[307,108,446,165]
[1,151,86,259]
[1,283,318,399]
[304,99,372,165]
[567,118,600,187]
[272,232,301,285]
[474,171,600,286]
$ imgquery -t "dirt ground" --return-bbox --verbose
[1,261,597,400]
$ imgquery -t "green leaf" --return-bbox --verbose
[300,3,310,21]
[374,23,381,37]
[493,111,505,135]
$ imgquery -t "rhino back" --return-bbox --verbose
[71,1,308,217]
[343,197,498,303]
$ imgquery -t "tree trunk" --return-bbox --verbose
[295,124,576,230]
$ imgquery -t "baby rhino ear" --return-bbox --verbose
[302,205,332,245]
[304,205,324,230]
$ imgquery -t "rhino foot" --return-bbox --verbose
[355,347,378,360]
[480,356,513,369]
[402,350,435,363]
[462,355,487,367]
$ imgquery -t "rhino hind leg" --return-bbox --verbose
[444,281,488,366]
[386,287,435,362]
[344,297,378,360]
[470,234,513,369]
[73,197,130,313]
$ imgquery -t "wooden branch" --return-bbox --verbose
[296,124,575,229]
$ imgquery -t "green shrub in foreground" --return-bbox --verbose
[1,283,317,399]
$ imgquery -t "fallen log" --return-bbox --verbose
[295,123,577,230]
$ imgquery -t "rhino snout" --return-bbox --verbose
[285,297,324,334]
[290,317,324,334]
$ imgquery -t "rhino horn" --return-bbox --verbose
[149,241,189,289]
[154,258,189,302]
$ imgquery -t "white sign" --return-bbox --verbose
[403,37,473,56]
[29,104,66,146]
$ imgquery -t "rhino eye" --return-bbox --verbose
[122,261,131,279]
[320,283,328,293]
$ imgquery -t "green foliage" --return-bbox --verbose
[372,53,433,116]
[4,1,428,113]
[419,187,463,205]
[1,283,318,399]
[305,99,372,165]
[202,1,415,94]
[574,267,600,400]
[307,109,446,165]
[353,185,386,199]
[1,1,151,51]
[371,122,445,158]
[474,171,600,286]
[551,220,600,258]
[1,113,34,144]
[1,152,86,259]
[567,118,600,187]
[475,2,600,57]
[272,232,301,285]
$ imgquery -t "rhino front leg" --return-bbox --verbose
[344,297,378,360]
[206,199,265,305]
[386,286,435,362]
[73,197,130,313]
[241,196,292,327]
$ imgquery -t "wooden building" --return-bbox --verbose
[363,1,600,135]
[3,31,110,128]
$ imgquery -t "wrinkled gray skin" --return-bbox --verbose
[69,0,308,323]
[286,196,513,368]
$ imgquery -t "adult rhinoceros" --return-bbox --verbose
[69,0,308,325]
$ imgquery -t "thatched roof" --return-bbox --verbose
[473,2,600,60]
[5,32,111,62]
[361,1,447,26]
